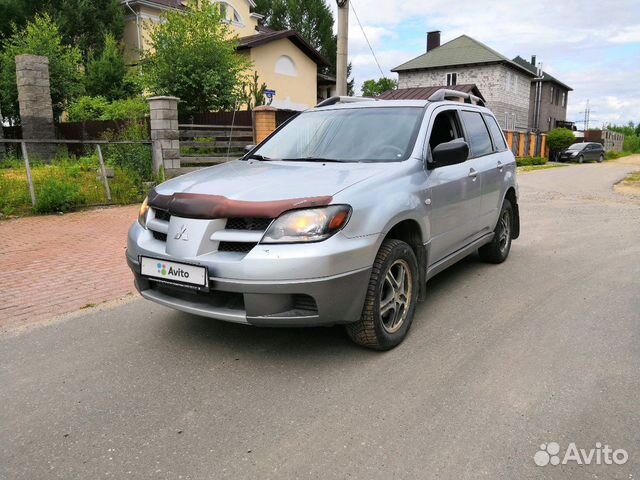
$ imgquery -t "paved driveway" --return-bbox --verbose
[1,157,639,479]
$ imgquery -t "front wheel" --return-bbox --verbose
[479,199,513,264]
[578,155,584,164]
[346,239,418,350]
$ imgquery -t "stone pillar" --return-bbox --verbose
[253,105,278,144]
[148,96,180,173]
[15,54,56,161]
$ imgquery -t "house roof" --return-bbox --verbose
[511,56,573,91]
[392,35,535,77]
[377,84,486,102]
[236,30,330,68]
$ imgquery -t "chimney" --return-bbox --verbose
[531,55,537,66]
[427,31,441,52]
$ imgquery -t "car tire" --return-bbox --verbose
[598,154,604,163]
[346,239,419,351]
[578,155,584,164]
[479,199,513,264]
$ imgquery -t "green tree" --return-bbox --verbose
[141,2,250,114]
[84,34,140,101]
[51,0,124,63]
[0,14,83,122]
[547,128,576,151]
[361,77,397,97]
[0,0,124,64]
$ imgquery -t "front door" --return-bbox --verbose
[425,107,482,264]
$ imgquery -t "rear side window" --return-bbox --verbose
[483,114,507,151]
[461,111,493,157]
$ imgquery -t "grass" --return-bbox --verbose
[622,171,640,185]
[606,151,634,160]
[518,164,569,173]
[0,154,144,217]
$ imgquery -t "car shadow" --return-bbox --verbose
[161,252,490,359]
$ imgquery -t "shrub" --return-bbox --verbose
[547,128,576,151]
[102,121,152,180]
[67,95,109,121]
[85,34,141,101]
[34,177,86,213]
[101,97,148,121]
[67,95,148,122]
[623,135,640,153]
[516,156,548,166]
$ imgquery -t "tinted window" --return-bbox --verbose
[461,111,493,157]
[253,107,424,163]
[483,114,507,151]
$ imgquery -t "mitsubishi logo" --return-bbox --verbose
[174,224,189,241]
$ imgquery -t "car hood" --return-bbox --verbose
[155,159,391,201]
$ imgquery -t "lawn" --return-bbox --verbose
[0,155,144,217]
[518,163,569,173]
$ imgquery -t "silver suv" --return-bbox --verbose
[126,90,520,350]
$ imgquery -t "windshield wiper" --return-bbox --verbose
[281,157,345,163]
[246,153,276,161]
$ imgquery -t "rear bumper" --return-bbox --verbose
[126,254,371,327]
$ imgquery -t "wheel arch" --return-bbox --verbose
[383,219,427,301]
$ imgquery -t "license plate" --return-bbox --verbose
[140,256,208,288]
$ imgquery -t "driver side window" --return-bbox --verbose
[427,109,465,159]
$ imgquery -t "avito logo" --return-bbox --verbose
[156,262,190,278]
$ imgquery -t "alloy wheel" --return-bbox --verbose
[380,259,413,334]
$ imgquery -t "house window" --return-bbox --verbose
[275,55,297,77]
[216,1,244,26]
[561,91,566,107]
[550,86,554,104]
[446,72,457,86]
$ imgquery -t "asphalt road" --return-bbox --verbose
[2,158,640,480]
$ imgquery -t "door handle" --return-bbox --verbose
[468,168,478,180]
[497,161,504,171]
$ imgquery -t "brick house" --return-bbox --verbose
[392,32,536,130]
[512,56,573,133]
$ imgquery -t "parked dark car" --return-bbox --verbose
[559,142,605,163]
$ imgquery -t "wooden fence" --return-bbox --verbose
[504,130,547,158]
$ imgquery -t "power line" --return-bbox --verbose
[350,0,386,79]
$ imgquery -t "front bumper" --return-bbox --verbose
[126,254,371,327]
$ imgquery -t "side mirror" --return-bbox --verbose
[244,144,256,153]
[430,140,469,169]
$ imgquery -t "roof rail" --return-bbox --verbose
[315,96,376,108]
[427,89,485,107]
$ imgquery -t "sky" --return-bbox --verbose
[328,0,640,128]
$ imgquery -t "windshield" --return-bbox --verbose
[250,107,424,162]
[567,143,587,150]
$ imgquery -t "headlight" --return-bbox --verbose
[138,197,150,229]
[261,205,352,244]
[570,151,579,156]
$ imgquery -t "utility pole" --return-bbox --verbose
[336,0,349,96]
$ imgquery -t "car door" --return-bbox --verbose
[424,107,482,264]
[474,112,512,234]
[458,110,502,237]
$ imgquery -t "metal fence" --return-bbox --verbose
[0,138,151,208]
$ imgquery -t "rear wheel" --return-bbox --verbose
[479,199,513,264]
[346,239,418,350]
[598,154,604,163]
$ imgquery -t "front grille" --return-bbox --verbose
[218,242,256,253]
[154,209,171,222]
[225,217,273,231]
[152,231,167,241]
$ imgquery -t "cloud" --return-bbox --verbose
[329,0,640,124]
